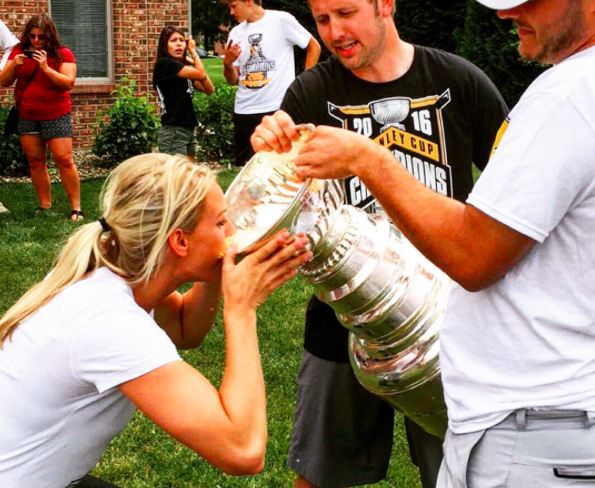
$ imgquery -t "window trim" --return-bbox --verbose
[49,0,114,84]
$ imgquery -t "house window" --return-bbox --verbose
[50,0,113,82]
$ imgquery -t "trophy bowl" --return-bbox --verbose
[225,125,328,254]
[369,98,410,126]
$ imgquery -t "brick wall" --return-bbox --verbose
[1,0,189,148]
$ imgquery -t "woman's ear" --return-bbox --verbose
[167,229,189,257]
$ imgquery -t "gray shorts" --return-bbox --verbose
[18,113,72,140]
[158,125,197,157]
[438,409,595,488]
[287,349,395,488]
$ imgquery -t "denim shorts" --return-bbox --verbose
[158,125,197,157]
[18,113,72,140]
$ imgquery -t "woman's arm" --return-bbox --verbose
[154,279,221,349]
[120,233,312,475]
[177,61,214,95]
[34,50,76,90]
[0,54,24,87]
[179,37,214,95]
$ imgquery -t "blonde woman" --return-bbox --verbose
[0,153,312,488]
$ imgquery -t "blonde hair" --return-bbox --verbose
[0,153,216,348]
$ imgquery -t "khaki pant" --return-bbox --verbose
[438,410,595,488]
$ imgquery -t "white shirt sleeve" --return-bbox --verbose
[282,13,312,49]
[69,308,182,393]
[468,92,595,242]
[0,21,19,70]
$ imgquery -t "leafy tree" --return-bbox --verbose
[455,1,547,107]
[396,0,468,53]
[192,0,230,51]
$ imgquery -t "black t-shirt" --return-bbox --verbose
[281,45,508,363]
[153,56,198,128]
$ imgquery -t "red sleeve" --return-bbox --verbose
[60,47,76,63]
[7,44,23,61]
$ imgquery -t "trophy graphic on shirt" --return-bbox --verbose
[225,127,450,438]
[247,34,266,60]
[370,97,411,132]
[243,33,271,89]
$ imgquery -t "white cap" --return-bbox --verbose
[474,0,529,9]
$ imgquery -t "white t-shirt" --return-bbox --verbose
[0,20,19,70]
[227,10,312,114]
[441,46,595,434]
[0,268,181,487]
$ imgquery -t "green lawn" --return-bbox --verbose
[0,173,421,488]
[203,57,226,87]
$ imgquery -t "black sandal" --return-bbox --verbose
[37,206,51,212]
[70,209,84,222]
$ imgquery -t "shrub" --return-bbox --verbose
[456,2,547,107]
[193,84,236,164]
[92,77,160,167]
[0,99,29,176]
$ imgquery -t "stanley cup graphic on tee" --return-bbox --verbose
[241,33,277,90]
[328,90,452,212]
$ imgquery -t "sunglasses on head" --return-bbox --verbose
[28,33,48,41]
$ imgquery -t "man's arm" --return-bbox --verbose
[223,39,241,86]
[293,126,536,291]
[304,37,321,70]
[0,21,18,70]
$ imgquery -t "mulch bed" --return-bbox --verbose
[0,150,226,183]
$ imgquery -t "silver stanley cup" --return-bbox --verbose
[225,128,450,438]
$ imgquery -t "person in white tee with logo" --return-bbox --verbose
[0,19,18,214]
[0,153,312,488]
[223,0,320,166]
[252,0,595,486]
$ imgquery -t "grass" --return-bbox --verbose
[0,173,421,488]
[203,57,226,87]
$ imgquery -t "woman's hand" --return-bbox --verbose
[221,231,312,314]
[186,36,197,53]
[14,54,26,66]
[32,50,48,71]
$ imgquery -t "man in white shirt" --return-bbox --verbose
[252,0,595,486]
[222,0,320,166]
[0,19,19,214]
[0,19,18,70]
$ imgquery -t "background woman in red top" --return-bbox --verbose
[0,13,82,221]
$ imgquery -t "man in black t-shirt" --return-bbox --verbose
[252,0,508,487]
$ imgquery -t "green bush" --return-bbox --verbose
[193,84,236,164]
[92,77,160,167]
[0,99,29,176]
[455,2,547,107]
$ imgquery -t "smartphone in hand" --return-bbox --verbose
[23,50,36,58]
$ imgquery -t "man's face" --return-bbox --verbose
[310,0,388,74]
[498,0,588,64]
[228,0,251,23]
